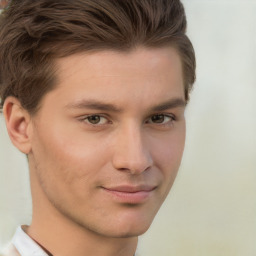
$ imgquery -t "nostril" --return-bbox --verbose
[118,167,130,172]
[113,157,153,175]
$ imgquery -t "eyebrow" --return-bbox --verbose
[150,98,186,112]
[65,100,122,112]
[65,98,186,112]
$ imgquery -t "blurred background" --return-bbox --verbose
[0,0,255,255]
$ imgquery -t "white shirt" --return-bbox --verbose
[2,226,49,256]
[2,226,139,256]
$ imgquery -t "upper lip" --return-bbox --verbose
[102,185,157,193]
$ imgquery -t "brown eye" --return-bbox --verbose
[147,114,174,125]
[87,115,101,124]
[151,114,165,123]
[84,115,108,125]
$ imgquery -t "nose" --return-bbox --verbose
[111,124,153,175]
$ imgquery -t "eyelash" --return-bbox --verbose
[146,114,175,125]
[79,113,176,127]
[79,115,110,125]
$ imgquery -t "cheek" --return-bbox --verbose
[151,127,186,180]
[33,125,114,195]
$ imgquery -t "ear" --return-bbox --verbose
[3,96,32,154]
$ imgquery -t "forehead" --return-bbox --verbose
[41,47,185,113]
[55,47,183,84]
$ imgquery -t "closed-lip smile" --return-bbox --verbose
[101,185,157,204]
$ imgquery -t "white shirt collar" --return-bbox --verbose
[10,225,139,256]
[11,226,49,256]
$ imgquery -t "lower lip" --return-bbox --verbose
[102,188,154,204]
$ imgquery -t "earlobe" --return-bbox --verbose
[3,96,32,154]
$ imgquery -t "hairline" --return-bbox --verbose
[29,44,186,116]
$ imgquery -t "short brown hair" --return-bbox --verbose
[0,0,196,113]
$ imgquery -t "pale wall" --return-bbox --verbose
[0,1,256,255]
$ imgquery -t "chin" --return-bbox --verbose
[101,213,156,238]
[104,223,152,239]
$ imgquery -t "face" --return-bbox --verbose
[29,47,186,238]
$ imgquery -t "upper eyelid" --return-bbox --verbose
[147,113,176,119]
[78,113,175,118]
[146,113,176,120]
[79,113,109,119]
[79,114,110,123]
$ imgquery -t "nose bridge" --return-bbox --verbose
[112,121,152,174]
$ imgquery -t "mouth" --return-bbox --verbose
[101,185,157,204]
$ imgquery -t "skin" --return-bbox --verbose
[4,46,186,256]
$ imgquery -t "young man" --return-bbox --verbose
[0,0,196,255]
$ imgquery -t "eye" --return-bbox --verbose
[82,115,109,125]
[147,114,174,124]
